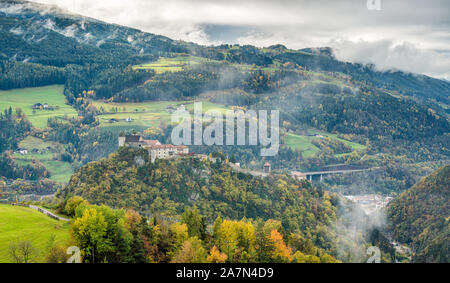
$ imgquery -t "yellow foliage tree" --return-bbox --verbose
[293,251,321,263]
[168,223,189,259]
[71,208,110,263]
[171,237,207,263]
[216,220,256,262]
[268,230,292,262]
[124,209,141,231]
[206,246,228,263]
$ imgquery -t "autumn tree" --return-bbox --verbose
[46,246,70,263]
[207,246,228,263]
[71,207,111,263]
[167,222,189,260]
[9,241,39,263]
[293,251,321,263]
[171,237,207,263]
[214,219,256,262]
[267,230,292,263]
[64,196,88,217]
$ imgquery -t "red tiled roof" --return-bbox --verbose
[151,144,175,149]
[143,139,161,146]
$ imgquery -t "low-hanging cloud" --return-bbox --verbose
[28,0,450,80]
[331,39,450,80]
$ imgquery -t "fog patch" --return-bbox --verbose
[9,27,24,35]
[333,197,387,262]
[332,39,450,81]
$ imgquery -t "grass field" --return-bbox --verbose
[14,152,74,183]
[285,130,366,158]
[0,204,70,263]
[0,85,77,128]
[133,55,280,74]
[15,136,74,183]
[285,133,321,158]
[18,135,55,150]
[308,129,367,151]
[133,55,220,73]
[92,100,230,129]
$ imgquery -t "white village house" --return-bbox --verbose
[118,135,189,162]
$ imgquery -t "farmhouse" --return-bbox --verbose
[33,103,42,109]
[33,103,50,109]
[16,148,28,155]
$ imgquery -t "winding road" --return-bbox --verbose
[27,205,71,222]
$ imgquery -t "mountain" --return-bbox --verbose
[387,165,449,263]
[1,0,449,104]
[0,0,449,195]
[0,0,190,66]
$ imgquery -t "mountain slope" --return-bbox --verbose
[387,165,450,262]
[0,0,189,67]
[1,0,449,104]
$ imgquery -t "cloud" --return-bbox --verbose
[27,0,450,80]
[331,39,450,80]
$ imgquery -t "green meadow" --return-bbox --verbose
[285,130,366,158]
[0,204,70,263]
[133,54,279,73]
[18,135,55,151]
[285,133,321,158]
[0,85,77,128]
[133,55,220,73]
[15,136,74,183]
[92,100,230,129]
[133,54,285,74]
[308,129,367,151]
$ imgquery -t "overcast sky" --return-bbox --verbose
[31,0,450,80]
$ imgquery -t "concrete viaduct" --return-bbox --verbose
[301,168,372,181]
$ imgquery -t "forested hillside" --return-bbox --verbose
[61,147,336,232]
[387,165,449,263]
[58,146,397,262]
[0,107,31,152]
[54,197,340,263]
[1,0,449,103]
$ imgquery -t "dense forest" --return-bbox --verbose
[0,60,65,89]
[56,147,396,262]
[0,107,32,152]
[61,147,337,231]
[387,165,449,263]
[46,197,340,263]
